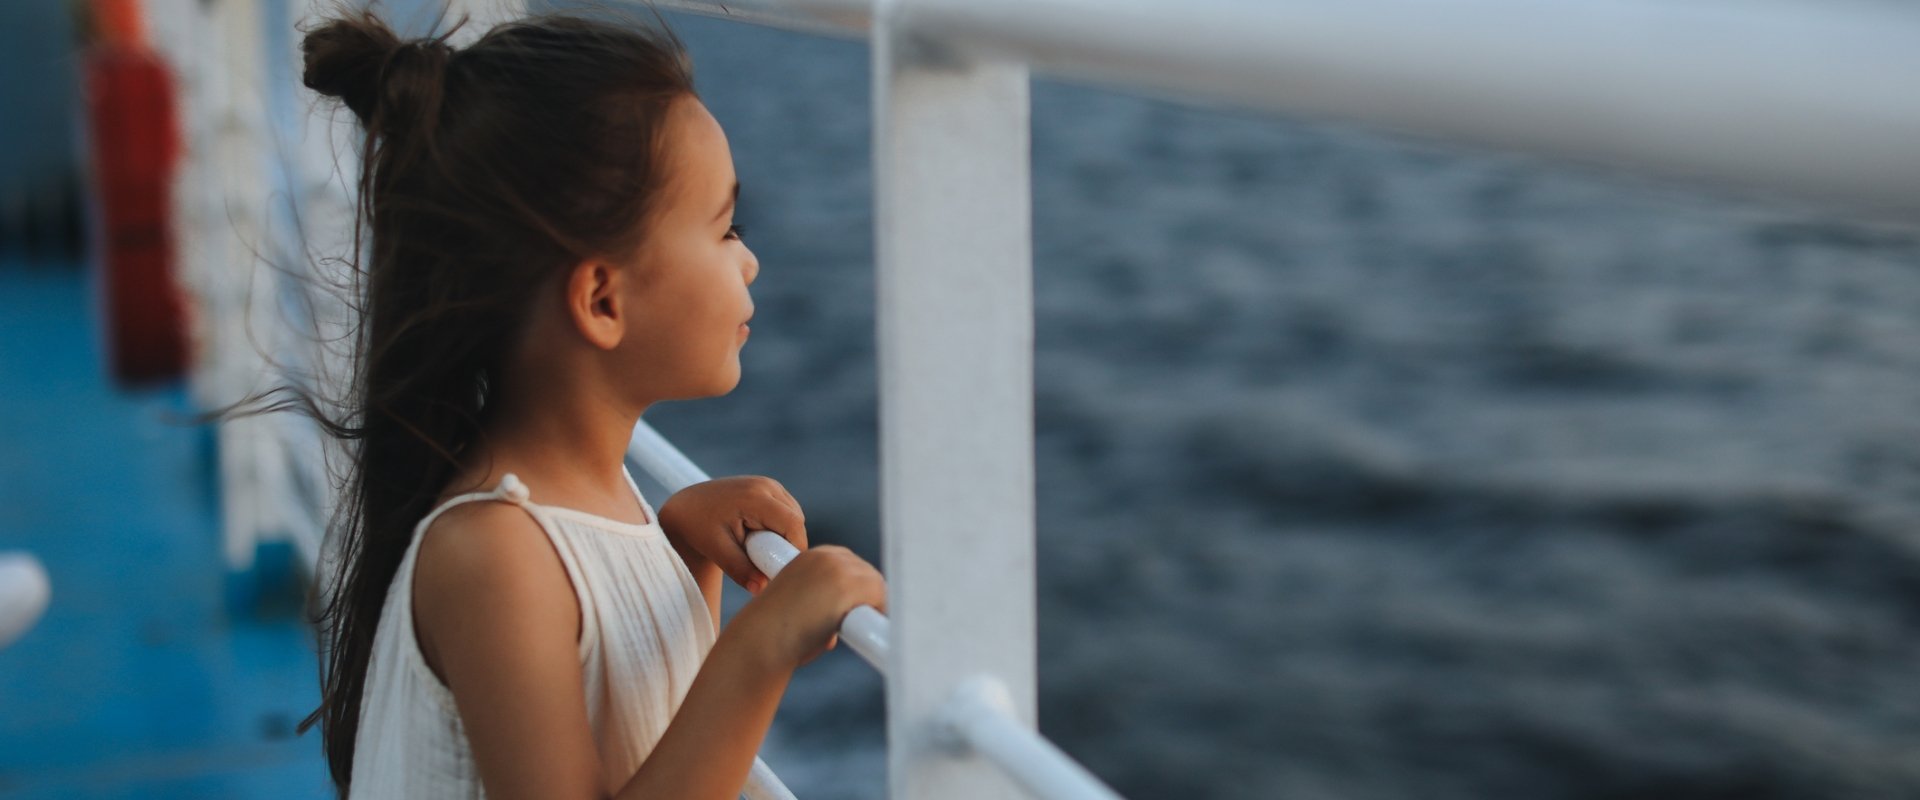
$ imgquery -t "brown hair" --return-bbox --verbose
[288,7,696,790]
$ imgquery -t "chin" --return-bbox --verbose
[667,352,744,399]
[663,367,742,401]
[708,363,744,397]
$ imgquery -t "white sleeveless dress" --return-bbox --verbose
[348,470,717,799]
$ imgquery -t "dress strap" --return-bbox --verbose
[413,472,535,537]
[403,471,600,663]
[493,473,532,505]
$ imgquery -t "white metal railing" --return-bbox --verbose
[666,0,1920,224]
[628,421,1121,800]
[627,422,894,671]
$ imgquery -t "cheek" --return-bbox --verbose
[626,278,733,362]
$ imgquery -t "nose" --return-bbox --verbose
[741,250,759,286]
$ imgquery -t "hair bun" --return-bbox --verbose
[302,12,452,131]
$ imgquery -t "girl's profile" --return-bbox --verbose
[284,9,886,799]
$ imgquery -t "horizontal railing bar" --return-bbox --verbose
[626,419,892,674]
[659,0,1920,223]
[743,530,894,670]
[640,0,867,41]
[743,758,799,800]
[630,421,1125,800]
[939,677,1127,800]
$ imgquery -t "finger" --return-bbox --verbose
[706,525,764,592]
[747,502,807,552]
[753,477,803,520]
[783,509,808,549]
[774,486,803,517]
[783,515,808,550]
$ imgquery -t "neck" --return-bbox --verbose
[472,365,650,501]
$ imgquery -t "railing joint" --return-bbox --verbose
[932,674,1019,755]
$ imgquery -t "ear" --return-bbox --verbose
[564,258,626,350]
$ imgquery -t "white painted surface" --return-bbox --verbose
[873,2,1038,795]
[677,0,1920,222]
[936,677,1124,800]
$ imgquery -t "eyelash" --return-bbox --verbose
[725,223,747,241]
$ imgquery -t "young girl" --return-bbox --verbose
[291,10,887,799]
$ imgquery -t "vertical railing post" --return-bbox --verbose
[199,0,280,570]
[281,0,374,579]
[872,1,1036,797]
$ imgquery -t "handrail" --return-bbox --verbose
[655,0,1920,223]
[628,420,1122,800]
[626,421,892,670]
[938,677,1123,800]
[649,0,866,41]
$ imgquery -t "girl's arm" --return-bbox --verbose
[415,502,789,800]
[609,602,790,799]
[668,538,725,631]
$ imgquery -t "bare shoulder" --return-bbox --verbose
[412,500,580,679]
[414,500,565,595]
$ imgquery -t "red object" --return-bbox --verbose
[94,0,148,49]
[85,44,190,387]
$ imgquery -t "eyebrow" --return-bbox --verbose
[713,181,739,222]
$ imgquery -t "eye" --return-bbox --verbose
[725,223,747,241]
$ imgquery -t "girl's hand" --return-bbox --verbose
[656,476,807,595]
[737,545,887,668]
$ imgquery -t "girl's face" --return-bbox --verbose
[617,96,760,400]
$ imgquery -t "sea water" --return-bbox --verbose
[637,12,1920,799]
